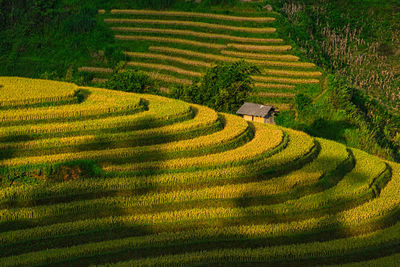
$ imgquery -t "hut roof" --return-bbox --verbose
[236,102,275,118]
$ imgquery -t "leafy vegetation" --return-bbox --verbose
[171,60,259,113]
[269,0,400,160]
[105,68,156,93]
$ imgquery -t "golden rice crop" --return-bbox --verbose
[282,149,387,212]
[124,51,212,68]
[0,113,243,167]
[1,79,395,267]
[7,144,372,234]
[105,123,283,171]
[333,153,395,223]
[273,104,292,110]
[254,60,316,68]
[252,76,320,84]
[221,50,300,61]
[0,133,324,244]
[1,75,398,267]
[263,69,323,77]
[253,127,316,171]
[260,138,349,193]
[149,46,237,62]
[149,151,392,233]
[110,9,276,22]
[111,27,283,43]
[4,150,384,265]
[7,152,388,256]
[91,78,108,83]
[2,149,395,265]
[126,61,202,77]
[78,67,113,74]
[159,87,170,93]
[104,19,276,34]
[252,92,296,98]
[335,253,400,267]
[4,159,398,255]
[0,88,142,124]
[0,94,192,141]
[101,225,400,266]
[7,139,347,215]
[227,43,292,52]
[0,77,77,107]
[6,211,400,267]
[0,123,313,205]
[254,83,296,89]
[78,67,193,86]
[105,124,315,174]
[148,46,317,68]
[145,72,193,85]
[0,104,219,154]
[115,35,227,49]
[154,113,248,151]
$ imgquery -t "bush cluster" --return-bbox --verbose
[171,60,259,113]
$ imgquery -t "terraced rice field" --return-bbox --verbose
[78,9,323,110]
[0,77,399,266]
[0,77,78,108]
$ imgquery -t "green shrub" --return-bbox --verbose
[275,111,296,128]
[104,44,125,68]
[294,93,312,113]
[0,160,103,187]
[47,160,104,182]
[106,69,156,93]
[172,60,259,113]
[63,6,97,34]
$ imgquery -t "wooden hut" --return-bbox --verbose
[236,102,276,124]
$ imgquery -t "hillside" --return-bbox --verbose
[1,1,398,161]
[270,0,400,160]
[1,77,400,265]
[69,6,400,160]
[78,9,323,112]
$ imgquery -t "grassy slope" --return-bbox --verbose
[269,0,400,161]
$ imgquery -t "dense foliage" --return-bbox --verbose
[269,0,400,161]
[0,0,116,78]
[106,68,156,93]
[272,0,400,106]
[0,0,238,78]
[171,61,259,113]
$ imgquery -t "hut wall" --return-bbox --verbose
[243,115,253,121]
[254,116,265,123]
